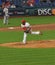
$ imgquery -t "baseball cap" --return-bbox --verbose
[21,20,26,23]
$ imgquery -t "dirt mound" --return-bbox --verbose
[0,24,55,31]
[0,24,55,48]
[0,40,55,48]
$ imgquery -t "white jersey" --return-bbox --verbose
[3,7,9,16]
[21,22,30,28]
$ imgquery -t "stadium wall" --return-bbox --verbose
[0,7,55,16]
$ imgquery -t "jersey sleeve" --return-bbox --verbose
[21,24,24,28]
[25,22,30,27]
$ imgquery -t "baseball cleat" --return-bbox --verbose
[39,31,43,35]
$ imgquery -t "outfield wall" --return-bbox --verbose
[0,8,55,16]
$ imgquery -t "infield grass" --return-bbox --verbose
[0,30,55,43]
[0,47,55,65]
[0,16,55,27]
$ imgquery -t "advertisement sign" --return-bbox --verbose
[38,9,52,15]
[8,8,25,16]
[0,8,55,16]
[52,9,55,15]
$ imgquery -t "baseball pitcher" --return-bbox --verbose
[3,6,9,24]
[21,20,42,44]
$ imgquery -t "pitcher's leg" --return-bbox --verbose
[23,32,27,44]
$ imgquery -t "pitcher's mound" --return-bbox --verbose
[0,40,55,48]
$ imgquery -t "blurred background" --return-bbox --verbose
[0,0,55,16]
[0,0,55,8]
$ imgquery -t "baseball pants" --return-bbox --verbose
[3,15,9,24]
[23,31,40,44]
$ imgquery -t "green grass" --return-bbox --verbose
[0,16,55,65]
[0,16,55,27]
[0,31,23,43]
[0,47,55,65]
[0,30,55,43]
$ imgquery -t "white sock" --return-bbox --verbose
[31,31,40,35]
